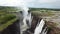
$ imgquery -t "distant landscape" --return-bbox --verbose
[30,8,60,11]
[0,6,60,34]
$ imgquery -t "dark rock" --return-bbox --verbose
[0,20,20,34]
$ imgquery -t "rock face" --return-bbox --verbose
[48,27,60,34]
[0,20,20,34]
[45,21,60,34]
[30,16,40,33]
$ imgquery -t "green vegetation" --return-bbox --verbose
[0,14,16,25]
[30,8,60,17]
[30,8,60,11]
[0,6,18,31]
[0,18,17,31]
[0,6,20,12]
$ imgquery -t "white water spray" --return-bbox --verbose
[20,7,32,34]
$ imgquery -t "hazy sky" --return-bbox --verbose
[0,0,60,8]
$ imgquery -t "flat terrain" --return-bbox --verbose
[31,10,60,28]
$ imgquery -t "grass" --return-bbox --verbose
[0,18,17,31]
[0,6,19,31]
[0,14,16,24]
[0,13,17,31]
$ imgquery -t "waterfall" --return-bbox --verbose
[34,19,45,34]
[18,10,49,34]
[26,11,32,27]
[20,10,32,34]
[34,19,49,34]
[41,27,48,34]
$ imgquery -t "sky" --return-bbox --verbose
[0,0,60,8]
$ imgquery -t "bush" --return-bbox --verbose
[0,14,16,24]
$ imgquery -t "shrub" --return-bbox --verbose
[0,14,16,24]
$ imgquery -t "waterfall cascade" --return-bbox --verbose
[34,19,48,34]
[20,10,32,34]
[34,19,45,34]
[19,10,48,34]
